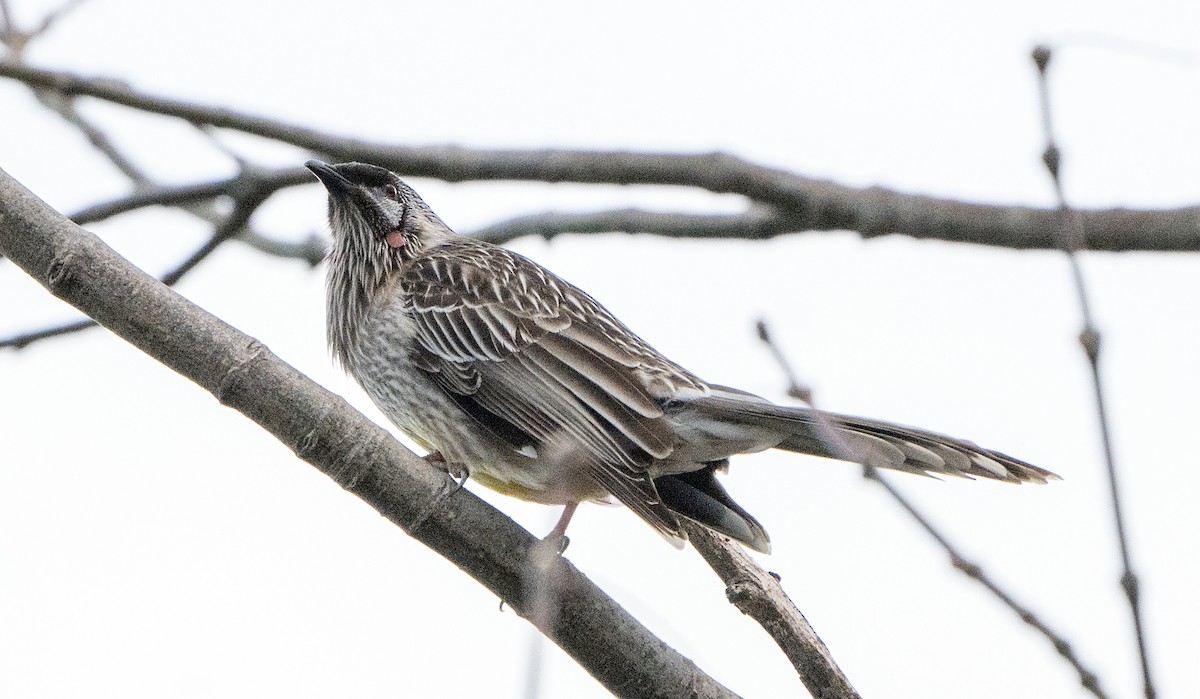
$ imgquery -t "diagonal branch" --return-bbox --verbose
[686,524,861,699]
[863,469,1105,698]
[2,62,1198,252]
[32,89,149,182]
[0,165,742,699]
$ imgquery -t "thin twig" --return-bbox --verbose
[160,188,268,286]
[27,0,84,38]
[1033,44,1155,699]
[67,169,310,224]
[33,90,150,182]
[867,471,1105,696]
[0,0,15,43]
[192,123,251,169]
[0,318,92,348]
[70,169,324,265]
[755,319,1108,699]
[0,182,272,349]
[236,229,327,267]
[0,0,84,58]
[472,207,783,245]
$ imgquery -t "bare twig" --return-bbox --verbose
[192,122,251,169]
[866,471,1105,697]
[755,319,1108,698]
[0,0,12,36]
[686,523,861,699]
[161,183,271,285]
[71,169,328,265]
[0,0,84,59]
[1033,44,1155,699]
[2,62,1198,252]
[69,169,327,266]
[67,169,311,224]
[0,318,92,348]
[33,90,150,182]
[472,207,782,245]
[754,321,813,404]
[236,229,327,266]
[0,178,274,348]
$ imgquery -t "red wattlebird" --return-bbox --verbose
[308,160,1055,553]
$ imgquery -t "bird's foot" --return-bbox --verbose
[542,532,571,555]
[424,452,469,492]
[539,502,578,556]
[448,465,470,492]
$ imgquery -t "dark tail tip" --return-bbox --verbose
[655,465,771,554]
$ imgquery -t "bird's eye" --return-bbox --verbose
[383,184,399,200]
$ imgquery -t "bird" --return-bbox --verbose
[306,159,1056,554]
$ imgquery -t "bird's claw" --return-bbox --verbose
[448,465,469,492]
[424,452,469,492]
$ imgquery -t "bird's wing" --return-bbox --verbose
[401,239,704,536]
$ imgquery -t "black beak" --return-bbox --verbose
[306,160,353,197]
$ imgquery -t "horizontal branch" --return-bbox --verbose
[471,207,784,244]
[70,168,312,225]
[2,61,1197,252]
[0,166,741,699]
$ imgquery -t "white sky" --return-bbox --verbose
[2,1,1199,698]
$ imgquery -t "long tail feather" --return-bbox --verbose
[687,395,1058,484]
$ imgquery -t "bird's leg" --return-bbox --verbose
[544,501,578,555]
[522,502,577,631]
[423,451,469,492]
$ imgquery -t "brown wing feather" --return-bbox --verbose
[400,239,695,537]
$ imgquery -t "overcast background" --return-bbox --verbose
[2,1,1198,697]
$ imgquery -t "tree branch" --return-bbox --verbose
[2,61,1197,252]
[0,165,743,699]
[471,207,784,245]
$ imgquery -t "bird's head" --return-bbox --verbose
[306,159,454,265]
[307,160,454,364]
